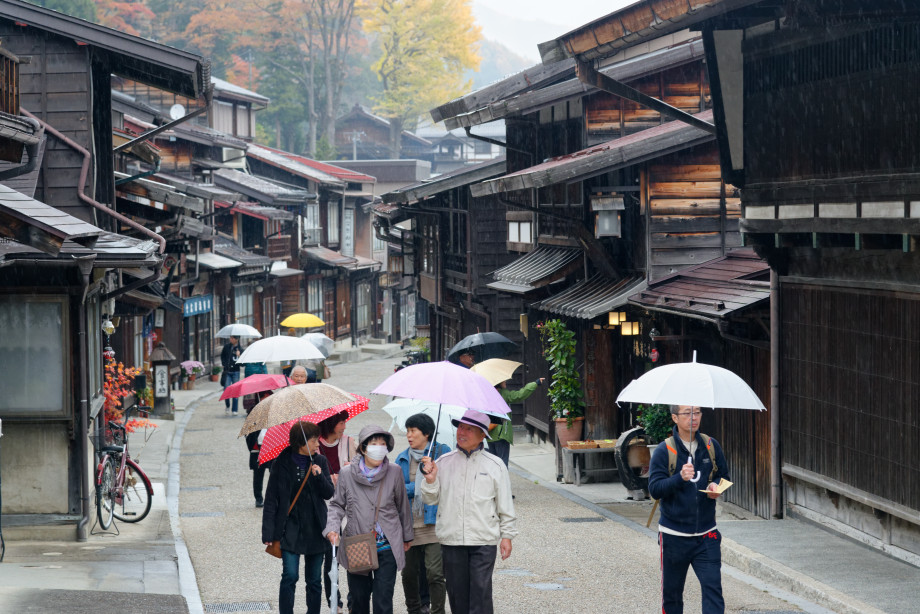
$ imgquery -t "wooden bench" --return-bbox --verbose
[561,446,618,486]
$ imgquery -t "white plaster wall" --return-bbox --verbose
[1,422,70,513]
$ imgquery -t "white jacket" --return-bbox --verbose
[419,446,517,546]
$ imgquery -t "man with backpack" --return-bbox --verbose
[647,405,730,614]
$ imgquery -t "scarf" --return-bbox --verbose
[358,455,386,538]
[408,447,428,519]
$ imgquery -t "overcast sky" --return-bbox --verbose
[473,0,634,61]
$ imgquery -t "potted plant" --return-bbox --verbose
[180,360,205,389]
[210,365,222,382]
[537,319,586,447]
[636,403,673,447]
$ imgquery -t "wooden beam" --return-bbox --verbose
[0,209,64,255]
[575,60,716,134]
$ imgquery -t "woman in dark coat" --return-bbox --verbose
[262,421,335,614]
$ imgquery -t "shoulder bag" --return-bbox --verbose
[341,482,385,573]
[323,362,332,380]
[265,462,311,558]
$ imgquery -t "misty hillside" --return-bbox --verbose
[467,38,534,91]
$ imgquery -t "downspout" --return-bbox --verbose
[770,269,781,519]
[0,116,43,180]
[75,274,93,541]
[21,109,167,254]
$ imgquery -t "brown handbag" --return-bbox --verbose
[341,482,385,573]
[265,461,312,558]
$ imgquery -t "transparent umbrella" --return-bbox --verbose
[215,323,262,339]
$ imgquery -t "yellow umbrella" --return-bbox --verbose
[280,313,325,328]
[470,358,522,387]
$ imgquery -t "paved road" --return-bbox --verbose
[180,356,804,613]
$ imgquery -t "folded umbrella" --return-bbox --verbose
[236,335,325,364]
[239,383,366,437]
[256,394,370,464]
[329,544,340,614]
[219,373,293,401]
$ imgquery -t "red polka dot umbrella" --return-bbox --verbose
[238,383,368,437]
[257,394,369,465]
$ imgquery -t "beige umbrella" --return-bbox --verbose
[470,358,523,386]
[238,383,364,437]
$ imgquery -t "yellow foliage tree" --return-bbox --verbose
[363,0,481,157]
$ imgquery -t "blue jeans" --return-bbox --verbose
[280,549,324,614]
[223,371,240,413]
[659,530,724,614]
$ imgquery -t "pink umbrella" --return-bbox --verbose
[372,361,510,416]
[219,373,293,401]
[372,361,511,459]
[257,395,370,465]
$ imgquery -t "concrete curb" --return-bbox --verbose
[720,539,886,614]
[167,390,220,614]
[508,463,841,614]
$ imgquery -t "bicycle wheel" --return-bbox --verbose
[96,457,116,530]
[114,458,153,523]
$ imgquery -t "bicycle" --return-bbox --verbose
[95,405,155,530]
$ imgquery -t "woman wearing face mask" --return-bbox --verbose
[324,425,414,614]
[262,421,334,614]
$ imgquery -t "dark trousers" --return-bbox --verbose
[659,530,724,614]
[223,371,240,412]
[252,460,271,503]
[280,550,324,614]
[487,441,510,467]
[324,541,343,608]
[441,544,497,614]
[347,547,397,614]
[402,542,446,614]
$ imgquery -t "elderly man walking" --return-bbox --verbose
[420,409,517,614]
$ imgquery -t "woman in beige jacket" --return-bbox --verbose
[325,425,414,614]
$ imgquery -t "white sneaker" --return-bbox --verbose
[225,407,230,415]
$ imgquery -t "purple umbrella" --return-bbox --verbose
[372,361,511,459]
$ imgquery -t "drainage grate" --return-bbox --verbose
[186,428,213,432]
[181,486,219,491]
[181,452,213,456]
[560,517,605,523]
[203,603,271,613]
[180,512,225,518]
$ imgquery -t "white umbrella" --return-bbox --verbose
[616,351,765,482]
[301,332,334,358]
[216,323,262,339]
[236,335,325,364]
[382,398,461,449]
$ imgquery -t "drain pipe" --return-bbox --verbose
[770,269,781,519]
[76,289,91,541]
[21,109,166,254]
[0,116,43,181]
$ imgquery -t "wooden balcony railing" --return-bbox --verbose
[267,235,292,261]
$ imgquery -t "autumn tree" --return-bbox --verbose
[183,0,361,156]
[363,0,480,157]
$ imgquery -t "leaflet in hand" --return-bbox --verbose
[700,478,732,494]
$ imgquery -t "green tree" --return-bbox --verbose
[363,0,480,157]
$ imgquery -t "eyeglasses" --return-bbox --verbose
[677,411,702,418]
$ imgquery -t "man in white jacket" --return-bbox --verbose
[420,409,517,614]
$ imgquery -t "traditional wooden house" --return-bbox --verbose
[336,103,433,161]
[429,32,773,513]
[245,144,382,343]
[540,0,920,556]
[0,0,207,539]
[379,157,522,382]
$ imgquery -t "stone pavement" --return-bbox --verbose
[2,353,919,613]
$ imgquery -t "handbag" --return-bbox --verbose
[323,362,332,380]
[265,460,312,558]
[341,482,385,573]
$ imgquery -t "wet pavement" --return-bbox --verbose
[1,352,918,613]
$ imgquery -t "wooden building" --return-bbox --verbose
[429,32,771,513]
[0,0,207,539]
[540,0,920,559]
[335,103,433,161]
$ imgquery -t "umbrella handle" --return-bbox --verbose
[688,455,701,483]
